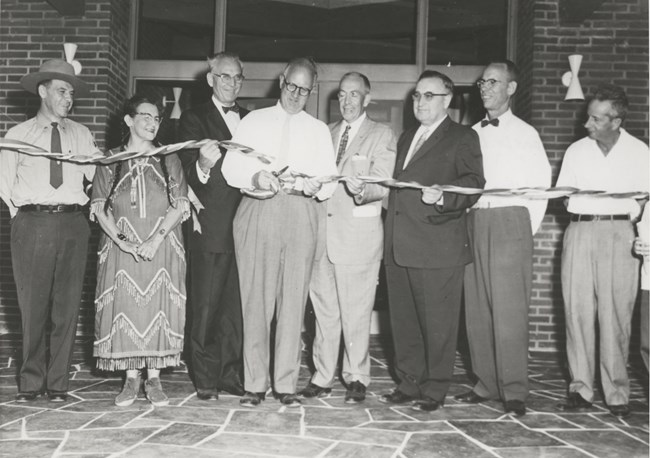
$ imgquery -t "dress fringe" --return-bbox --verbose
[95,311,184,353]
[95,268,185,313]
[95,354,181,371]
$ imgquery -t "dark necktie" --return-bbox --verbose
[223,104,240,114]
[336,124,351,165]
[480,118,500,127]
[50,122,63,189]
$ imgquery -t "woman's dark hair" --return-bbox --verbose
[104,95,173,214]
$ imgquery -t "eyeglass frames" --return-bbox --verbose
[283,81,312,97]
[212,73,245,85]
[412,91,450,102]
[476,79,502,89]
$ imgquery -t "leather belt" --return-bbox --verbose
[20,204,83,213]
[570,214,629,222]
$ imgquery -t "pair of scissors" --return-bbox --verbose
[272,165,289,177]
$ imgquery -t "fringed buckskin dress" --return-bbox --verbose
[91,150,190,371]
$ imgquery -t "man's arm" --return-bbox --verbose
[354,127,396,205]
[525,130,552,234]
[436,128,485,212]
[0,148,19,217]
[177,109,203,184]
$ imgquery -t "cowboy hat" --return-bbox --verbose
[20,59,90,97]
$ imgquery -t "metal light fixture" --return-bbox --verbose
[162,87,183,119]
[63,43,82,75]
[561,54,584,101]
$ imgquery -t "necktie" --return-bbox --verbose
[480,118,499,127]
[50,122,63,189]
[223,104,240,114]
[335,124,351,165]
[403,128,429,169]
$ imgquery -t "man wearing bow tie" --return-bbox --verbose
[380,70,484,412]
[454,60,551,417]
[300,72,396,403]
[178,52,249,401]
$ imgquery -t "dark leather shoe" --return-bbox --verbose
[609,404,630,418]
[504,400,526,417]
[556,392,592,412]
[412,397,442,412]
[298,382,331,399]
[345,381,366,404]
[48,391,68,402]
[240,391,265,407]
[379,389,414,405]
[276,392,301,407]
[16,391,39,402]
[454,391,488,404]
[218,380,245,397]
[196,390,219,401]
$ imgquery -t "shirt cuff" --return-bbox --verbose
[196,162,210,184]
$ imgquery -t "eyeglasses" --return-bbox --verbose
[412,91,449,102]
[476,79,502,89]
[136,112,162,124]
[284,81,312,97]
[212,73,245,84]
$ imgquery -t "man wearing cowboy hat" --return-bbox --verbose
[0,58,98,403]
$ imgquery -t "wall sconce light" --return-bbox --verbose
[561,54,584,101]
[162,87,183,119]
[63,43,82,75]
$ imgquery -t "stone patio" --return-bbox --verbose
[0,336,648,457]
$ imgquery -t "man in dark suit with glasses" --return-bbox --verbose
[178,51,249,401]
[380,70,484,413]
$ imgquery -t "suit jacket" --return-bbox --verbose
[178,102,249,253]
[384,116,485,269]
[326,117,396,265]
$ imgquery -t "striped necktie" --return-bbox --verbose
[335,124,351,165]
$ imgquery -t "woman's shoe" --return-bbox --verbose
[115,375,141,407]
[144,377,169,406]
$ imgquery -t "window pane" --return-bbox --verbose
[226,0,417,64]
[137,0,215,60]
[427,0,508,65]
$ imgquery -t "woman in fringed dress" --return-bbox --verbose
[91,95,189,406]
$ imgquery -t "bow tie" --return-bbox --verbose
[223,104,240,114]
[480,118,499,127]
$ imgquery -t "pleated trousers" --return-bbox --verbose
[234,192,324,394]
[464,207,532,402]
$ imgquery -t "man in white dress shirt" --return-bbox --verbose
[555,84,649,418]
[300,72,396,403]
[455,60,551,417]
[221,57,338,408]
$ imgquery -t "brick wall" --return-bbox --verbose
[0,0,648,353]
[518,0,649,350]
[0,0,131,335]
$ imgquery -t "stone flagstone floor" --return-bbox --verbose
[0,336,648,458]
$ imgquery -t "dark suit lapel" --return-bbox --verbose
[206,104,233,140]
[404,117,451,169]
[394,128,418,176]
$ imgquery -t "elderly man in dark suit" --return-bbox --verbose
[380,70,484,412]
[178,51,249,401]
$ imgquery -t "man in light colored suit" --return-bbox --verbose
[300,72,396,403]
